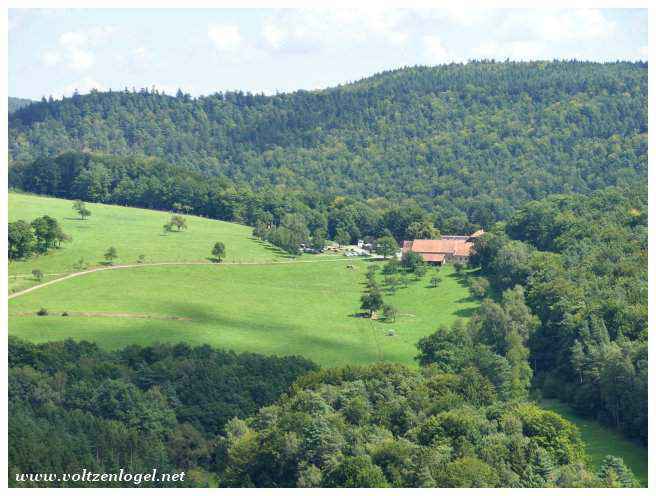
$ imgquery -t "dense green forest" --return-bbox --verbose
[9,61,647,231]
[8,336,640,488]
[9,337,317,487]
[470,185,647,444]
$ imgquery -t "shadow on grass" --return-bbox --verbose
[453,307,477,318]
[252,239,297,259]
[205,257,224,264]
[455,295,477,304]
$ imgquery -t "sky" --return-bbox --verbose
[8,8,648,99]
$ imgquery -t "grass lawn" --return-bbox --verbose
[8,192,289,293]
[539,398,648,487]
[9,260,477,367]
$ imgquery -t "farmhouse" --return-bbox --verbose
[402,230,484,265]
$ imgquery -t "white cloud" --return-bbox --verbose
[68,48,94,71]
[42,25,117,72]
[59,76,106,96]
[496,9,615,43]
[41,50,62,67]
[262,22,287,50]
[258,9,409,54]
[423,35,450,63]
[208,24,243,52]
[417,7,493,28]
[59,31,87,47]
[133,46,148,59]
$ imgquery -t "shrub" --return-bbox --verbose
[36,308,48,316]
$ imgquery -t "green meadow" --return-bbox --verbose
[8,192,286,293]
[9,259,477,367]
[540,399,648,487]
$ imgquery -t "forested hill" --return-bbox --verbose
[8,97,34,114]
[9,61,647,227]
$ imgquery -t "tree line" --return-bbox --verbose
[470,185,647,444]
[9,152,459,253]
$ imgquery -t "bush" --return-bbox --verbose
[469,278,490,299]
[36,308,48,316]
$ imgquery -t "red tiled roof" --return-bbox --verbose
[402,238,473,257]
[454,243,472,257]
[422,253,446,263]
[410,239,460,254]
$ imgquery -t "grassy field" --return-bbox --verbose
[539,398,648,487]
[8,192,288,293]
[9,258,477,367]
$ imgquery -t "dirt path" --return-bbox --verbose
[8,257,374,300]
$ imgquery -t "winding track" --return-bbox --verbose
[8,257,373,300]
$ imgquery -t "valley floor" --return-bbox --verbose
[539,398,648,486]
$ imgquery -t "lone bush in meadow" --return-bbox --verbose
[72,200,91,220]
[212,242,226,262]
[104,246,118,265]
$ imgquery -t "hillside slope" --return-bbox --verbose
[9,61,647,226]
[8,192,286,292]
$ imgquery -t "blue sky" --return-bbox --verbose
[8,8,647,99]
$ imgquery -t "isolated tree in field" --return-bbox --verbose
[414,263,427,280]
[360,289,383,317]
[73,258,88,271]
[212,242,226,262]
[72,200,91,220]
[375,235,399,259]
[30,216,70,252]
[430,275,442,288]
[170,215,187,231]
[454,261,465,274]
[382,304,398,322]
[104,246,118,265]
[32,269,44,282]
